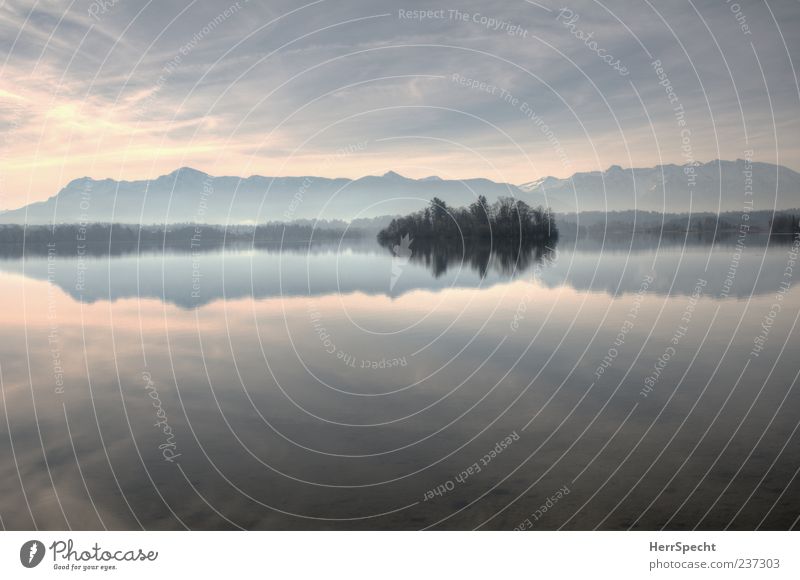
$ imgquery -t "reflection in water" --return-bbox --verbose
[0,234,796,307]
[0,233,799,530]
[387,238,557,279]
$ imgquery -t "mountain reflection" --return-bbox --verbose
[0,233,795,307]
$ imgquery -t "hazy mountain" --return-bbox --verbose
[5,160,798,225]
[0,168,532,225]
[520,160,800,212]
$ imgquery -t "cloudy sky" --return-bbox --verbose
[0,0,798,208]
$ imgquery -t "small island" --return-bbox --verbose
[377,196,559,244]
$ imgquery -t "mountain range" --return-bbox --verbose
[1,159,798,225]
[0,168,525,224]
[522,159,800,213]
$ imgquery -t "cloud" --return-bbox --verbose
[0,0,798,209]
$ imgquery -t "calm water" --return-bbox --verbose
[1,233,799,530]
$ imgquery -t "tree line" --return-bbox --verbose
[0,223,363,245]
[770,214,800,237]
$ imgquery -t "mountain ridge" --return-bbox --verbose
[0,168,531,224]
[2,160,799,224]
[520,159,800,213]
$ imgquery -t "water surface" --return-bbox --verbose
[1,233,798,530]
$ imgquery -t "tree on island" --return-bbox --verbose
[377,196,558,244]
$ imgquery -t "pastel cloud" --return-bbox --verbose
[0,0,798,209]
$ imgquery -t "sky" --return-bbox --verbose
[0,0,799,209]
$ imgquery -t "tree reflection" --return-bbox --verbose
[383,237,557,279]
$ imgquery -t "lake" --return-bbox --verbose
[1,232,799,530]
